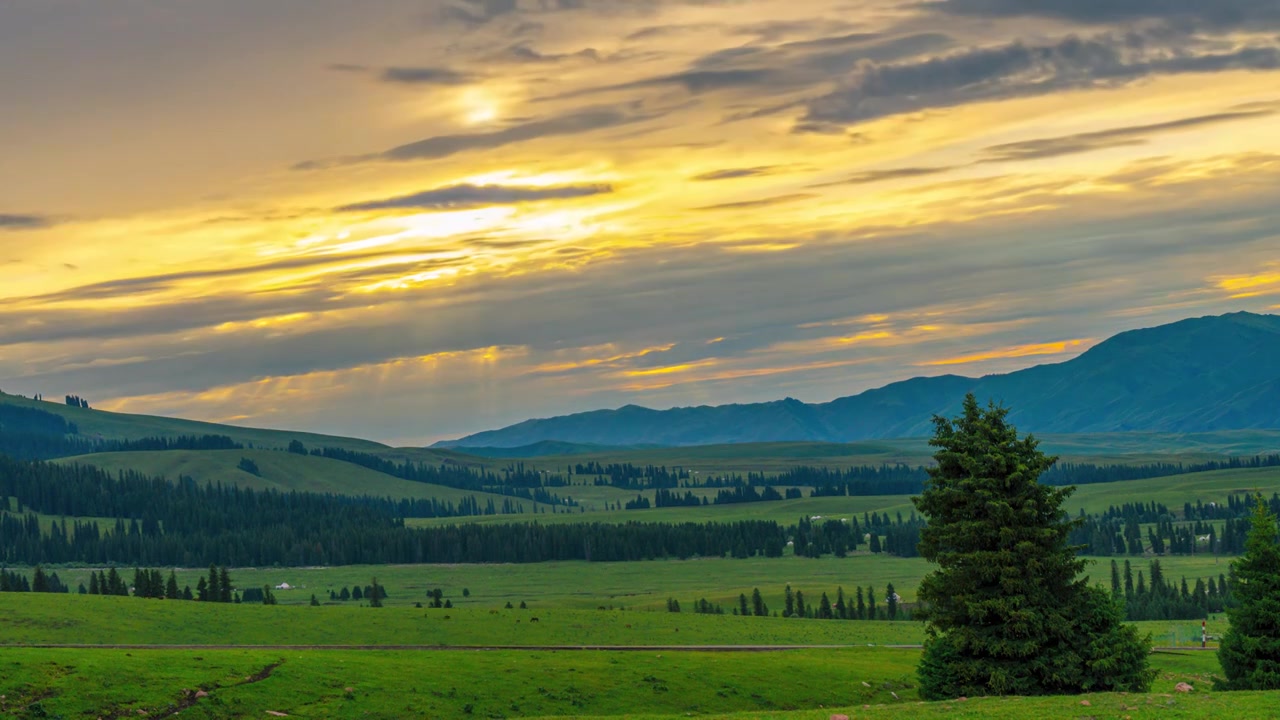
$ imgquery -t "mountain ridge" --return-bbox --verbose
[436,311,1280,448]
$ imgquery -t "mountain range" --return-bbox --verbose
[437,312,1280,448]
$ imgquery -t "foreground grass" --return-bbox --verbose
[0,647,1248,720]
[2,647,919,719]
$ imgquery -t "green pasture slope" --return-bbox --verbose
[53,448,535,508]
[0,391,388,452]
[406,466,1280,527]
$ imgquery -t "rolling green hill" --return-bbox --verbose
[0,390,388,452]
[439,312,1280,447]
[55,449,535,508]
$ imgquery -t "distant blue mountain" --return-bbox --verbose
[435,312,1280,448]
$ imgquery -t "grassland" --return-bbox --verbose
[0,643,1252,720]
[0,391,391,453]
[54,448,537,507]
[31,552,1240,616]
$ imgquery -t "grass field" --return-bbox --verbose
[401,466,1280,528]
[28,552,1240,616]
[0,644,1253,720]
[54,448,539,508]
[0,592,1231,652]
[0,391,391,453]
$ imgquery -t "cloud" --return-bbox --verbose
[0,214,54,230]
[695,193,817,211]
[491,44,603,64]
[337,183,614,211]
[980,108,1279,162]
[929,0,1280,31]
[296,108,654,167]
[691,166,781,181]
[803,33,1280,127]
[380,66,478,85]
[810,166,957,187]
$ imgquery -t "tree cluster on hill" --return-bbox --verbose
[577,462,689,490]
[309,447,577,507]
[1108,558,1233,621]
[1,566,70,593]
[0,454,787,566]
[65,395,90,409]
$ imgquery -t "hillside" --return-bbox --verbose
[0,390,388,453]
[53,448,529,507]
[439,312,1280,447]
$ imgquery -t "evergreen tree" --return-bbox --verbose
[369,577,384,608]
[912,395,1152,699]
[835,587,848,620]
[207,564,220,603]
[738,593,750,617]
[818,592,833,619]
[196,576,208,602]
[867,585,875,620]
[340,586,351,601]
[106,568,125,596]
[784,584,795,617]
[88,571,99,595]
[166,571,180,600]
[219,567,233,603]
[182,585,193,601]
[856,586,866,620]
[311,594,320,606]
[1218,499,1280,690]
[32,566,49,593]
[751,587,767,617]
[794,590,806,619]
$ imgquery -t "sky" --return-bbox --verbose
[3,0,1280,446]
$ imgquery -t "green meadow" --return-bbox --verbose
[55,448,534,508]
[1,644,1256,720]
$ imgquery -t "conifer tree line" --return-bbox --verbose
[0,456,788,565]
[1107,558,1235,620]
[1,566,70,593]
[672,584,906,620]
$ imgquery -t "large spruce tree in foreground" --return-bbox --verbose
[913,395,1152,699]
[1218,498,1280,690]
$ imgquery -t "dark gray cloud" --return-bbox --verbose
[329,64,478,85]
[981,108,1278,162]
[492,44,602,64]
[803,33,1280,126]
[691,166,781,181]
[695,193,817,210]
[0,213,54,230]
[810,166,957,187]
[930,0,1280,31]
[338,183,613,211]
[381,66,477,85]
[296,108,654,168]
[549,68,780,100]
[10,249,429,306]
